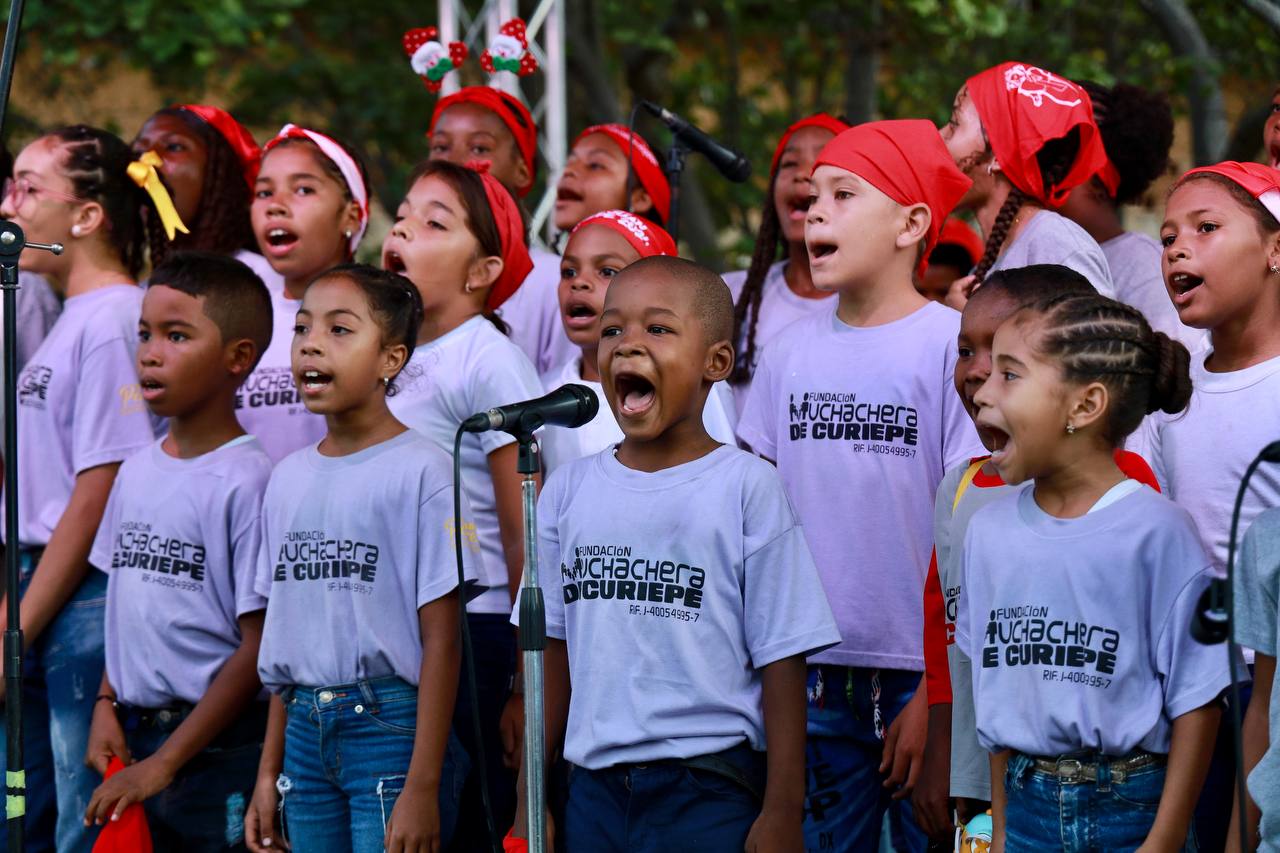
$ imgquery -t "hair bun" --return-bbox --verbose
[1148,332,1192,415]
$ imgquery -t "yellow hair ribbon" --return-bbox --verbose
[127,151,190,241]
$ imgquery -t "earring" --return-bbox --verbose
[70,225,82,237]
[986,159,1000,176]
[1066,423,1076,435]
[382,376,390,387]
[464,282,474,294]
[344,229,353,239]
[1271,264,1279,274]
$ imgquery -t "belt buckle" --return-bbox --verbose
[1055,758,1083,780]
[318,690,335,705]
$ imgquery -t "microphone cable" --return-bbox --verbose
[624,100,643,216]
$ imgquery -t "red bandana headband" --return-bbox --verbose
[966,62,1107,208]
[937,218,984,268]
[466,161,533,311]
[264,125,369,254]
[771,114,849,175]
[570,209,678,258]
[572,124,671,223]
[430,88,538,197]
[813,120,973,277]
[1180,161,1280,222]
[174,104,261,191]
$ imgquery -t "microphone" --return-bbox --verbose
[640,100,752,183]
[461,384,599,436]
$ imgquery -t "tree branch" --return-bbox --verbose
[1142,0,1228,164]
[1242,0,1280,33]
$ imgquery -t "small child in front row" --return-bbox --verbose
[956,292,1232,851]
[82,252,274,851]
[244,265,477,853]
[514,256,841,852]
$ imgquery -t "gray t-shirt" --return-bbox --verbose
[956,484,1231,756]
[525,445,841,769]
[990,210,1116,299]
[1234,508,1280,851]
[92,437,270,706]
[1102,232,1207,353]
[256,430,479,691]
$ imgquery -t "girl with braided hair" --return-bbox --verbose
[723,114,846,415]
[940,62,1115,305]
[960,291,1227,852]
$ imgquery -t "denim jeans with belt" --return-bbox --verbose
[0,552,107,853]
[277,676,469,853]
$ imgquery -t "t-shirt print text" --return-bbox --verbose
[983,604,1120,689]
[113,521,206,593]
[17,364,51,410]
[237,367,307,415]
[562,544,705,622]
[272,530,381,595]
[787,391,918,458]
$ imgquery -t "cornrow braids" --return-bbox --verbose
[731,168,784,384]
[1026,293,1191,443]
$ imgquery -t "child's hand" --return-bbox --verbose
[84,701,130,776]
[911,706,953,838]
[500,692,525,770]
[384,781,441,853]
[944,274,978,312]
[245,773,288,852]
[83,754,174,826]
[744,802,803,853]
[879,685,927,799]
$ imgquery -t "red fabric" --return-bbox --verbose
[966,62,1107,208]
[1096,159,1121,198]
[813,120,973,277]
[1115,449,1159,491]
[936,217,984,267]
[570,209,677,258]
[1182,160,1280,200]
[431,87,538,197]
[91,758,153,853]
[503,828,529,853]
[573,124,671,222]
[175,104,261,191]
[467,161,533,312]
[922,549,951,706]
[770,114,849,175]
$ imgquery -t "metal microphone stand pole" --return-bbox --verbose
[664,137,690,241]
[515,433,547,853]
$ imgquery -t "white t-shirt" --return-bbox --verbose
[6,285,157,548]
[538,357,739,474]
[0,273,62,442]
[1133,351,1280,575]
[255,430,478,690]
[722,261,837,418]
[738,302,984,670]
[235,274,325,464]
[92,436,270,707]
[388,316,545,614]
[991,210,1116,298]
[956,484,1232,756]
[1102,232,1207,353]
[233,249,285,293]
[499,248,577,376]
[525,445,840,769]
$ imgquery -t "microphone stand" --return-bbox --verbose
[664,138,690,242]
[515,433,547,853]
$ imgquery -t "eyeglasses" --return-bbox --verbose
[2,177,88,210]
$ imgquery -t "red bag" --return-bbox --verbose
[91,757,152,853]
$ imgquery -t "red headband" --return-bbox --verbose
[966,62,1107,208]
[465,161,533,312]
[572,124,671,222]
[936,217,984,267]
[1180,161,1280,222]
[813,120,972,277]
[174,104,261,191]
[430,87,538,197]
[771,114,849,175]
[264,125,369,253]
[569,209,678,258]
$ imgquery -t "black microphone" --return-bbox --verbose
[461,384,599,436]
[641,100,752,183]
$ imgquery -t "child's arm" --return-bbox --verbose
[745,654,807,853]
[84,611,267,825]
[384,591,461,853]
[879,674,928,799]
[1139,702,1221,853]
[246,693,288,853]
[513,637,570,843]
[1229,654,1274,852]
[84,670,131,775]
[989,749,1009,853]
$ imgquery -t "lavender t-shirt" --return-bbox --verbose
[500,248,578,375]
[92,437,270,707]
[256,430,479,690]
[525,445,840,768]
[1102,232,1207,353]
[738,302,983,670]
[955,485,1232,756]
[5,285,157,548]
[990,210,1116,299]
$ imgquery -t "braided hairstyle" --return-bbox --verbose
[972,130,1083,283]
[1079,82,1173,207]
[310,263,424,395]
[50,125,150,279]
[145,108,257,268]
[1022,293,1192,444]
[730,166,784,384]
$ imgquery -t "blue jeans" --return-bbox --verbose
[118,700,267,851]
[803,666,927,853]
[0,556,107,853]
[1004,752,1194,852]
[277,677,469,853]
[563,744,764,853]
